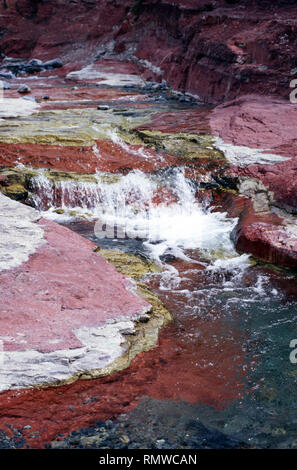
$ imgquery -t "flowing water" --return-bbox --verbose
[30,160,297,448]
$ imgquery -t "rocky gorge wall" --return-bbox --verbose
[0,0,297,103]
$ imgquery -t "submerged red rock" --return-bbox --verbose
[0,140,180,174]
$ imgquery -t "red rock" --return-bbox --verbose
[0,140,180,174]
[0,175,9,186]
[0,2,296,102]
[209,95,297,264]
[136,108,212,134]
[231,199,297,269]
[0,259,247,448]
[0,204,156,409]
[210,95,297,159]
[232,160,297,213]
[93,140,180,173]
[0,142,98,173]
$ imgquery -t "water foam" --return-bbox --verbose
[31,167,240,266]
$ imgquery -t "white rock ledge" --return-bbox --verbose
[0,193,45,272]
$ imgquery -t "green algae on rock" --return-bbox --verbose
[98,248,162,280]
[121,129,225,160]
[0,166,120,187]
[2,183,28,201]
[86,249,172,378]
[0,108,153,147]
[0,106,223,162]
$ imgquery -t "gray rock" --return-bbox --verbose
[156,438,165,449]
[97,105,110,110]
[26,59,44,73]
[28,59,43,68]
[3,57,27,65]
[3,57,28,75]
[0,71,15,80]
[43,58,63,69]
[18,85,31,94]
[22,96,38,102]
[50,440,69,449]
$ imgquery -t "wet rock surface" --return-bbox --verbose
[48,398,245,450]
[0,211,172,390]
[0,0,296,451]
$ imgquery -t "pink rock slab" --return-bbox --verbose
[210,95,297,159]
[0,218,149,355]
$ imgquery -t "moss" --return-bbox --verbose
[98,249,162,281]
[0,108,152,147]
[53,208,65,215]
[3,183,28,201]
[120,128,225,160]
[0,166,120,189]
[0,106,223,162]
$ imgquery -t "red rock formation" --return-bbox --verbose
[210,94,297,212]
[0,1,296,103]
[0,257,247,448]
[211,95,297,159]
[0,141,180,174]
[231,198,297,268]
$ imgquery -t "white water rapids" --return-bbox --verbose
[31,167,250,272]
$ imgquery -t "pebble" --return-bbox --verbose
[27,59,43,68]
[117,414,128,422]
[156,438,165,449]
[43,58,63,69]
[17,85,31,94]
[120,434,130,444]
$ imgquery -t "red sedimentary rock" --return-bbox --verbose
[0,1,296,103]
[0,140,180,174]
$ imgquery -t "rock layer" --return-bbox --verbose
[0,194,172,392]
[0,1,296,103]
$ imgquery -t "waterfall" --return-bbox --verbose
[30,167,242,265]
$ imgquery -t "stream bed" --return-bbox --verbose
[36,166,297,449]
[1,67,297,449]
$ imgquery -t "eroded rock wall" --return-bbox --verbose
[0,0,296,102]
